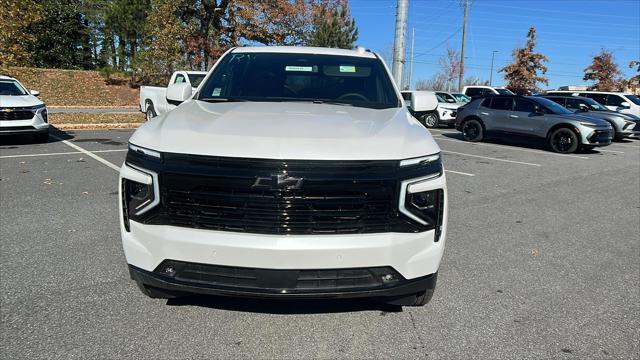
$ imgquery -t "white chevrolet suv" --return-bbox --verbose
[119,46,448,306]
[0,75,49,142]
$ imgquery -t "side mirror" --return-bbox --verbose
[619,101,630,109]
[166,83,192,105]
[30,89,40,96]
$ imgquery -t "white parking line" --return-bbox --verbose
[50,134,121,172]
[445,169,475,176]
[608,143,640,149]
[442,150,542,167]
[434,137,591,160]
[0,149,127,159]
[597,149,625,154]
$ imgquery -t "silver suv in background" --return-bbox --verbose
[543,95,638,140]
[455,95,613,153]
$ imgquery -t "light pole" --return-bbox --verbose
[489,50,498,86]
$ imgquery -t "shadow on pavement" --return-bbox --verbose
[0,126,74,146]
[165,295,404,314]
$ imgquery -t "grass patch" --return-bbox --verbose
[49,113,144,124]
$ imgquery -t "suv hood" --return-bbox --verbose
[129,100,440,160]
[568,113,612,126]
[0,95,43,108]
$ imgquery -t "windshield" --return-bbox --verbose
[0,80,28,96]
[187,74,206,88]
[582,97,608,111]
[532,97,573,114]
[496,88,514,95]
[198,52,400,109]
[625,95,640,105]
[452,93,471,103]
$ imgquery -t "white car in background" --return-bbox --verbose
[139,71,207,120]
[401,90,440,128]
[450,92,471,103]
[545,90,640,117]
[0,75,49,142]
[435,91,462,128]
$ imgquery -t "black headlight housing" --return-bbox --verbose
[404,189,445,241]
[121,178,155,232]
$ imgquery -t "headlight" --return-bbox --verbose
[398,154,445,241]
[578,122,600,128]
[32,104,47,122]
[129,143,161,159]
[120,164,159,232]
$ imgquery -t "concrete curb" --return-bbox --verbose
[53,123,143,130]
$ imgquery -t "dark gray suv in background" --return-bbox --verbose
[455,95,613,153]
[543,95,638,140]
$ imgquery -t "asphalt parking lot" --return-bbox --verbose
[1,127,638,359]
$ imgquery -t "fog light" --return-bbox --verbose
[381,274,395,283]
[163,267,176,277]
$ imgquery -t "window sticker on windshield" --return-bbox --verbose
[339,65,356,73]
[212,88,222,96]
[285,66,313,72]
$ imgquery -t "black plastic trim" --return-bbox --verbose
[129,264,437,300]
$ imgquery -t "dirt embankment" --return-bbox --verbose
[3,67,139,107]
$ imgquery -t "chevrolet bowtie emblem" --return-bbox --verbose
[252,174,304,190]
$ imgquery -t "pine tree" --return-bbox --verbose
[583,49,623,91]
[26,0,88,69]
[499,27,548,94]
[308,0,358,49]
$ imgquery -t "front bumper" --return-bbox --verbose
[129,263,437,300]
[0,108,49,135]
[583,128,613,146]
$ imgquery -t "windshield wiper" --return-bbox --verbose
[199,97,249,103]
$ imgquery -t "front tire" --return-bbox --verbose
[461,119,484,142]
[550,127,579,153]
[420,112,439,128]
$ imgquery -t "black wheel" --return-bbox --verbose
[420,112,439,128]
[34,132,49,143]
[145,101,156,121]
[550,127,579,153]
[612,128,623,141]
[461,119,484,142]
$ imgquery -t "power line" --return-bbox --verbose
[479,3,640,20]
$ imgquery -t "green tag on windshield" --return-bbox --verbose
[339,65,356,73]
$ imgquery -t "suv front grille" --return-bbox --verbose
[126,151,442,235]
[0,108,35,121]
